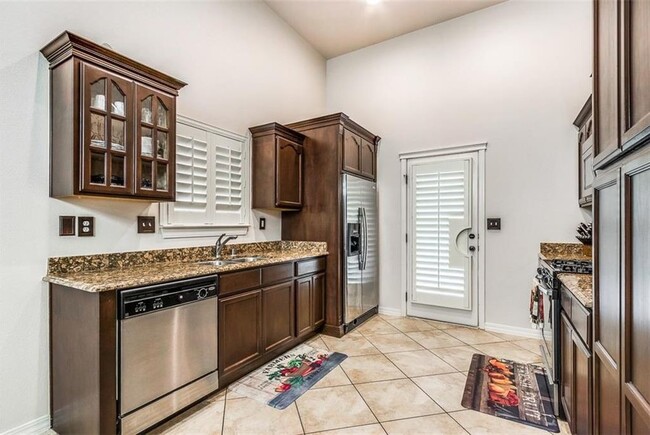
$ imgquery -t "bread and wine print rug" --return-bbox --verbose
[228,343,347,409]
[462,353,560,432]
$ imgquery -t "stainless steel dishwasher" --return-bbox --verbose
[118,276,218,435]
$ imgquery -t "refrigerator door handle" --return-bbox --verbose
[361,207,368,270]
[358,207,364,270]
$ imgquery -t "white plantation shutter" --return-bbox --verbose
[411,159,472,310]
[176,132,208,212]
[214,136,242,210]
[161,116,249,237]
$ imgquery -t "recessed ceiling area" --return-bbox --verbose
[265,0,507,58]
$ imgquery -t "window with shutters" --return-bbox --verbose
[160,116,249,238]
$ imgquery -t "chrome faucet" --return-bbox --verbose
[215,233,238,259]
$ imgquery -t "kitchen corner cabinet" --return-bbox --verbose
[343,129,378,180]
[593,0,650,169]
[218,257,326,386]
[573,97,593,207]
[40,31,186,200]
[250,123,305,210]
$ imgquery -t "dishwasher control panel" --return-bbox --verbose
[119,277,218,319]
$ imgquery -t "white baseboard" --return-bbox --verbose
[378,306,402,316]
[1,415,50,435]
[484,322,542,339]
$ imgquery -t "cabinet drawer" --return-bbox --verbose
[296,257,326,276]
[262,263,293,285]
[219,269,261,296]
[571,299,591,349]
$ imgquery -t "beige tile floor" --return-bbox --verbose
[151,314,570,435]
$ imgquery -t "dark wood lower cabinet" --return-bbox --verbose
[561,313,574,428]
[313,273,325,328]
[296,276,312,337]
[262,281,295,353]
[218,257,327,386]
[573,336,592,435]
[560,287,592,435]
[218,289,263,376]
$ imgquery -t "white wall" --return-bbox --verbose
[326,0,592,332]
[0,2,325,431]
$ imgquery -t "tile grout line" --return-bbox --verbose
[338,357,386,433]
[293,401,307,435]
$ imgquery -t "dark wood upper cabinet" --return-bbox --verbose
[594,0,650,169]
[250,123,305,210]
[574,97,594,207]
[134,85,176,199]
[360,138,377,180]
[342,128,378,180]
[41,31,186,200]
[343,129,362,175]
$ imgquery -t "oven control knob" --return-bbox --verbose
[197,288,208,299]
[536,267,544,276]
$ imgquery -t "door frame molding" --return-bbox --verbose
[399,142,487,327]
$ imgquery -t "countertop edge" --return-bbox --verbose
[44,251,328,293]
[557,273,593,309]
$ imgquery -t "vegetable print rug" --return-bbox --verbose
[228,343,347,409]
[461,353,560,433]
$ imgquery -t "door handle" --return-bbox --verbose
[361,207,368,270]
[469,246,476,252]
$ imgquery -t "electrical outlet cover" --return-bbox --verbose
[78,216,94,237]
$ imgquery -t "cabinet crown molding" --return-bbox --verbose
[249,122,305,143]
[287,112,381,145]
[573,95,593,128]
[40,31,187,94]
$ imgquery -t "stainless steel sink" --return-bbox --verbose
[195,260,231,266]
[195,256,264,266]
[227,256,263,263]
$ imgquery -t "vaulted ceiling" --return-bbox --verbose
[265,0,507,58]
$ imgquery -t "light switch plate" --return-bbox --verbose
[138,216,156,234]
[78,216,94,237]
[59,216,75,236]
[487,218,501,230]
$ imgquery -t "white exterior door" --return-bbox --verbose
[406,151,480,326]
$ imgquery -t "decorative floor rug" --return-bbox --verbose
[462,353,560,433]
[228,343,347,409]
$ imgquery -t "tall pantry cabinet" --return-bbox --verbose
[592,0,650,433]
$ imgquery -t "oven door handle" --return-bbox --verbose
[535,279,554,297]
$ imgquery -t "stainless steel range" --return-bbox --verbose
[535,258,592,416]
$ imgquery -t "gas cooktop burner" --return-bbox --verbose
[548,259,592,274]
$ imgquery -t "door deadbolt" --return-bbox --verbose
[469,234,476,239]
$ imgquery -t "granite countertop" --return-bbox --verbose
[43,241,327,293]
[558,273,593,308]
[539,242,592,262]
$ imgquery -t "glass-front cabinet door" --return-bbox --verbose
[135,85,175,200]
[81,63,134,194]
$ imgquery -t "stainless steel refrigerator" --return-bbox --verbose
[342,174,378,327]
